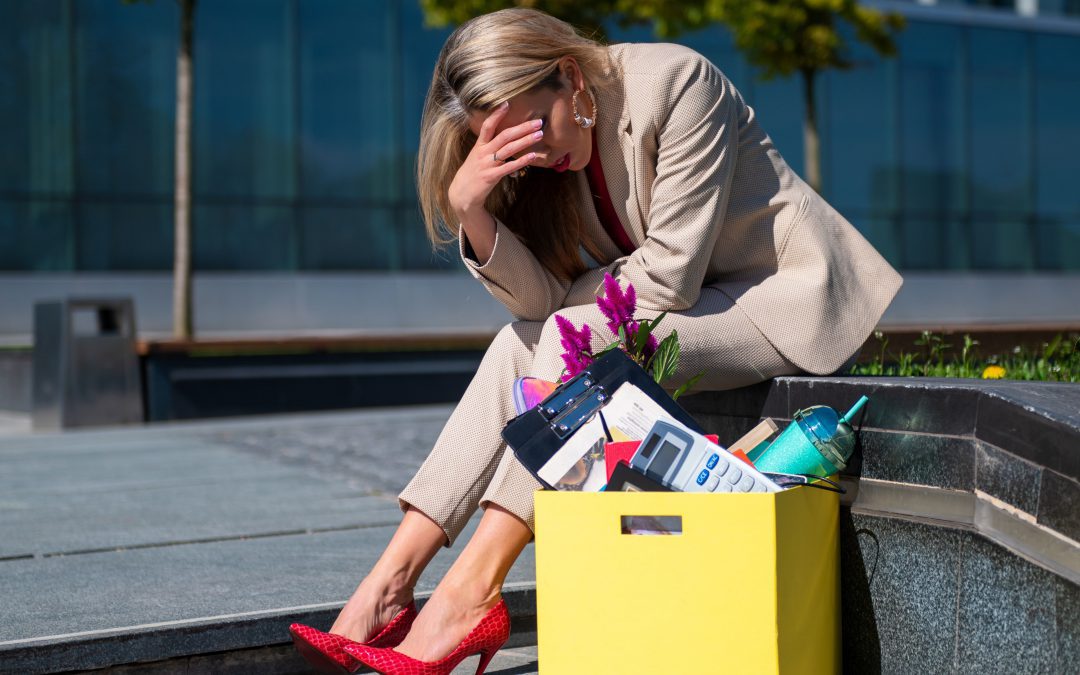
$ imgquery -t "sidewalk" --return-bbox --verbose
[0,410,30,436]
[0,407,538,674]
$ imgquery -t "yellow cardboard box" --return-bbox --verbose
[534,487,840,674]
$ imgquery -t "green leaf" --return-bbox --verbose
[1045,333,1062,359]
[591,340,623,359]
[649,331,680,384]
[672,372,705,401]
[634,311,666,357]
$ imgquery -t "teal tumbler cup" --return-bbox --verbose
[753,396,868,477]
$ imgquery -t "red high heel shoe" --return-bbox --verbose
[342,599,510,675]
[289,601,417,674]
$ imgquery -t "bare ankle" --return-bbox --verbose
[363,568,414,607]
[439,571,502,610]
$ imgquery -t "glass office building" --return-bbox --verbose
[3,0,1080,276]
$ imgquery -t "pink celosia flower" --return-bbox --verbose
[555,314,592,382]
[597,273,658,361]
[596,273,633,336]
[554,274,662,382]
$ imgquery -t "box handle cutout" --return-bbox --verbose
[620,515,682,535]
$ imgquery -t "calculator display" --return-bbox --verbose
[638,434,661,460]
[646,440,681,480]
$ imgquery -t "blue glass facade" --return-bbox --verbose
[2,0,1080,272]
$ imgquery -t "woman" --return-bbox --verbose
[291,7,901,674]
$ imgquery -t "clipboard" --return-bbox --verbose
[501,349,705,489]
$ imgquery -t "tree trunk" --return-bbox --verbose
[802,68,821,194]
[173,0,195,339]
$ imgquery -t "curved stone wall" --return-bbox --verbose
[680,377,1079,673]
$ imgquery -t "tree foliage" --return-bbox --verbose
[697,0,904,81]
[421,0,644,38]
[421,0,903,75]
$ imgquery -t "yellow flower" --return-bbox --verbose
[982,365,1007,379]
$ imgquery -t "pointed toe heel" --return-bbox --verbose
[343,599,510,675]
[289,601,417,674]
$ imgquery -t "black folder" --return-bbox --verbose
[501,349,705,489]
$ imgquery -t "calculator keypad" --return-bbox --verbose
[682,451,767,494]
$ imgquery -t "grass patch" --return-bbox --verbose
[851,331,1079,382]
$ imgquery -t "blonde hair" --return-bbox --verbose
[417,8,612,282]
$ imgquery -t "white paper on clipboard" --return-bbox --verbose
[536,381,694,491]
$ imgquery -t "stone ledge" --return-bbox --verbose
[842,478,1080,586]
[0,585,537,674]
[681,374,1080,671]
[679,376,1079,540]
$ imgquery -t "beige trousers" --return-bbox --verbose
[397,288,802,546]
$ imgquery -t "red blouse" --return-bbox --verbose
[584,129,636,256]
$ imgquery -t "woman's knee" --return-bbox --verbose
[492,319,545,348]
[537,305,604,344]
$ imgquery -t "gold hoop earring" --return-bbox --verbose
[572,88,596,129]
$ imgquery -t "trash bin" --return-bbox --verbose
[32,298,143,430]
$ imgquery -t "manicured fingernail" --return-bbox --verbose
[528,152,537,159]
[533,130,543,139]
[532,119,543,129]
[499,101,509,110]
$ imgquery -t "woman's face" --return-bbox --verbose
[468,58,593,173]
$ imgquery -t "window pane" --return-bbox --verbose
[0,200,73,271]
[301,206,397,270]
[972,219,1035,270]
[1033,34,1080,271]
[901,218,971,270]
[1036,217,1080,270]
[195,0,295,200]
[299,0,396,201]
[848,215,902,269]
[77,202,172,271]
[899,23,966,216]
[195,204,295,270]
[75,0,176,197]
[301,205,455,271]
[1041,0,1080,18]
[400,1,453,205]
[969,28,1030,219]
[825,37,898,216]
[0,1,74,196]
[898,23,967,268]
[1034,34,1080,217]
[744,76,804,177]
[397,206,456,271]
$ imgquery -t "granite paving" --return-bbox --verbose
[0,406,543,673]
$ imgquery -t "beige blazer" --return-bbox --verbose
[459,42,902,375]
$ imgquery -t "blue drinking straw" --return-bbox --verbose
[840,395,869,425]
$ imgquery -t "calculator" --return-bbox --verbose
[629,420,780,493]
